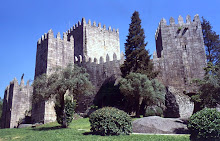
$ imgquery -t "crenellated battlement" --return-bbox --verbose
[37,29,74,45]
[155,14,200,40]
[8,77,31,89]
[67,18,119,34]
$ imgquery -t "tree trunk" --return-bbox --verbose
[135,96,143,118]
[60,94,67,128]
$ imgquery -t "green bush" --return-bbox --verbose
[144,106,163,117]
[187,108,220,141]
[89,107,132,135]
[55,98,76,127]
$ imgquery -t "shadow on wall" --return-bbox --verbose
[93,75,124,109]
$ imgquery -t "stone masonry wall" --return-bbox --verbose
[74,53,122,112]
[1,78,32,128]
[153,14,207,92]
[75,53,122,89]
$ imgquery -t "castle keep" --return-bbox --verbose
[1,14,207,128]
[153,14,206,92]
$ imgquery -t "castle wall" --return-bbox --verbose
[1,78,32,128]
[76,54,121,88]
[153,14,207,92]
[74,54,122,112]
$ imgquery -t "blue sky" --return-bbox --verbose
[0,0,220,99]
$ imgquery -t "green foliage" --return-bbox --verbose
[178,26,182,30]
[190,63,220,113]
[89,107,132,135]
[201,17,220,64]
[55,97,76,127]
[121,11,157,78]
[187,108,220,141]
[144,106,163,117]
[33,64,94,103]
[119,73,165,117]
[32,64,94,127]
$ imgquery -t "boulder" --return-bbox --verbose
[17,124,33,128]
[216,104,220,112]
[165,86,194,118]
[132,116,189,134]
[164,87,180,118]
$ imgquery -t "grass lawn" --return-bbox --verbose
[0,118,189,141]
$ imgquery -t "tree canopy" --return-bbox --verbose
[32,64,94,127]
[201,17,220,64]
[120,11,157,78]
[119,73,165,117]
[191,62,220,113]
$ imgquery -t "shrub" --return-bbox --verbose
[55,98,76,127]
[89,107,132,135]
[187,108,220,141]
[144,106,163,117]
[144,107,156,117]
[155,106,163,116]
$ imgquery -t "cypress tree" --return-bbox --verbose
[121,11,156,78]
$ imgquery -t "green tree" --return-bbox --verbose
[201,17,220,64]
[191,62,220,113]
[54,96,76,127]
[120,11,156,78]
[119,73,165,117]
[32,64,94,128]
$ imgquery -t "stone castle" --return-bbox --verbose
[1,14,207,128]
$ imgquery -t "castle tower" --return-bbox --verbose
[1,78,32,128]
[67,18,120,63]
[153,14,207,92]
[32,29,74,123]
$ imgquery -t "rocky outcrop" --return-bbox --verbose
[216,104,220,112]
[167,86,194,118]
[164,87,180,118]
[132,116,189,134]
